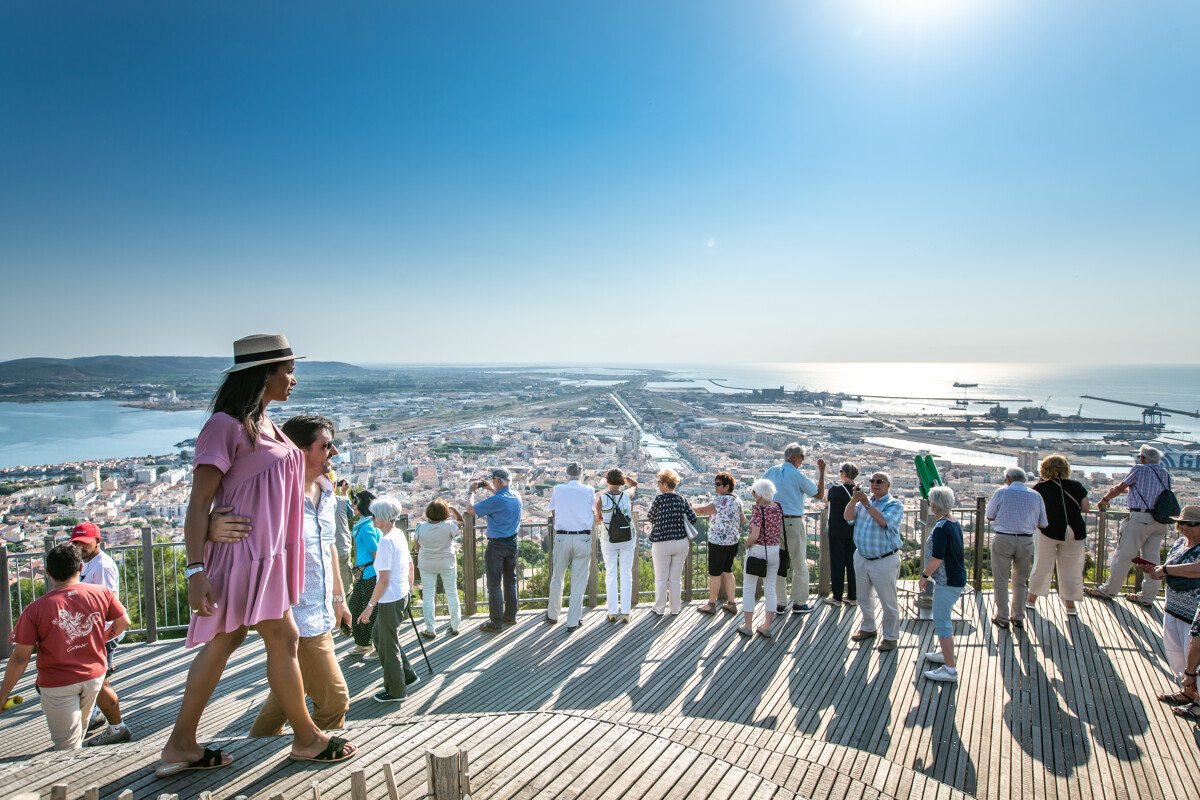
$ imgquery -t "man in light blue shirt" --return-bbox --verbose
[466,467,524,632]
[762,443,826,614]
[844,472,905,650]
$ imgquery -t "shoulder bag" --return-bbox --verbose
[775,502,791,576]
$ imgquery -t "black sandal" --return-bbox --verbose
[290,736,356,763]
[1158,691,1194,706]
[154,747,231,777]
[1171,703,1200,721]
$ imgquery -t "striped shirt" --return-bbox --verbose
[986,482,1047,536]
[1121,463,1171,510]
[851,493,904,558]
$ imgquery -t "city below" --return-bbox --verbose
[3,367,1197,553]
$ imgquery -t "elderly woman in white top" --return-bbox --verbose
[414,498,462,639]
[357,496,416,704]
[596,468,639,623]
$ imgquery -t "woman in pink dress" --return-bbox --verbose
[157,334,356,776]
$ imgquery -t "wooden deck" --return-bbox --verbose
[2,591,1198,800]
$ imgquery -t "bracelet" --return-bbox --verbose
[332,594,346,604]
[1186,671,1198,677]
[186,561,204,568]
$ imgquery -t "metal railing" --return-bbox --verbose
[2,502,1179,658]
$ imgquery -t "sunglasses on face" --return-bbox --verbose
[869,479,887,484]
[1178,521,1200,528]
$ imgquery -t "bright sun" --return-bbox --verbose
[850,0,989,38]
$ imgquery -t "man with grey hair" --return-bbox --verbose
[845,472,905,650]
[546,462,598,630]
[986,466,1047,629]
[762,443,826,614]
[1087,445,1172,607]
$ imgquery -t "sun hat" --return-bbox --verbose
[1170,505,1200,524]
[223,334,305,373]
[70,523,102,543]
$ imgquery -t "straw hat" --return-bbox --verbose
[1170,505,1200,524]
[223,333,305,373]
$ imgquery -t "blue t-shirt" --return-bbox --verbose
[761,462,819,516]
[929,519,966,588]
[473,486,523,538]
[354,518,382,580]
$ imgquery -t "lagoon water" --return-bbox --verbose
[0,401,208,469]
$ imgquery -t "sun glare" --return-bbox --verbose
[849,0,990,39]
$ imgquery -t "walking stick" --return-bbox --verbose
[407,600,434,674]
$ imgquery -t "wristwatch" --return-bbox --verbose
[332,594,346,604]
[184,565,206,580]
[367,600,376,608]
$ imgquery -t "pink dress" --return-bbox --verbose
[185,412,305,647]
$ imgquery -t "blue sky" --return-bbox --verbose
[2,1,1197,364]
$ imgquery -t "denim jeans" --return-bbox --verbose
[485,535,519,624]
[932,582,964,639]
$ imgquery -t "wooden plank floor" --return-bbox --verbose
[2,591,1198,800]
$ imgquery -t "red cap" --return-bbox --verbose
[70,523,101,543]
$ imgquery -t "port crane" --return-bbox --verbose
[1079,395,1200,431]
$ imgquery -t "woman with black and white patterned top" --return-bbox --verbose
[648,469,697,616]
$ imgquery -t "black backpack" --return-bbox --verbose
[605,494,633,543]
[1151,469,1181,524]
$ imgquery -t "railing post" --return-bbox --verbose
[462,514,477,617]
[817,507,831,597]
[918,499,934,609]
[974,496,986,592]
[1096,511,1109,587]
[0,544,13,659]
[684,540,694,602]
[141,526,158,644]
[587,519,599,609]
[546,512,556,567]
[631,512,641,607]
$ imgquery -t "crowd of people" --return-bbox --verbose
[4,333,1199,764]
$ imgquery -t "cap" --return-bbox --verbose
[490,467,512,482]
[70,523,101,543]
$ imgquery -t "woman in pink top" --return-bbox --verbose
[157,335,356,776]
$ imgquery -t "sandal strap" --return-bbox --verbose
[200,748,225,768]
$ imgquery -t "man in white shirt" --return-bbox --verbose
[986,467,1048,630]
[70,523,131,746]
[546,462,598,630]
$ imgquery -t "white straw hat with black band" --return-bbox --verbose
[223,333,306,373]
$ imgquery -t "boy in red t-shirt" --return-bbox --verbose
[1,543,130,750]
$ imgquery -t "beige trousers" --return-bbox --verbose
[249,631,349,737]
[548,533,593,626]
[40,675,104,750]
[774,517,809,608]
[853,550,901,641]
[1028,533,1086,601]
[1099,511,1168,601]
[992,533,1035,622]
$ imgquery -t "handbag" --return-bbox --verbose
[745,553,768,577]
[683,516,699,542]
[774,503,790,577]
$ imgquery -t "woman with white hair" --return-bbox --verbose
[920,486,966,682]
[739,478,782,638]
[357,496,417,704]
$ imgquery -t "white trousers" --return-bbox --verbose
[1028,533,1086,601]
[601,537,637,614]
[548,533,592,626]
[854,550,902,641]
[742,544,780,616]
[652,539,690,614]
[420,565,462,633]
[1164,613,1192,684]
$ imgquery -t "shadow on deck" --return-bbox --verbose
[2,591,1198,800]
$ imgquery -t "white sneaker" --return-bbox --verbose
[362,649,379,661]
[924,651,946,664]
[924,665,958,682]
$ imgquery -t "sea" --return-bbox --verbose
[2,363,1198,470]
